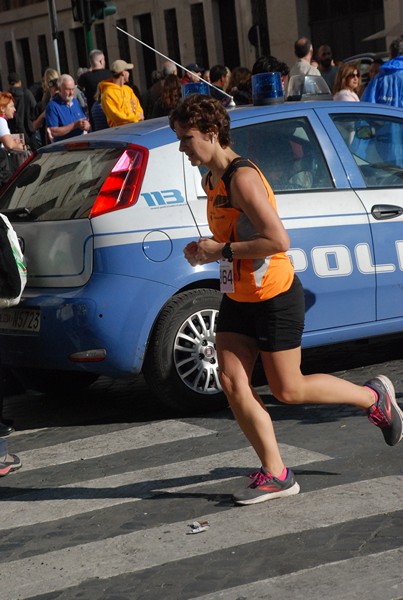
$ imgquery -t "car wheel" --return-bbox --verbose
[143,288,228,414]
[13,368,98,394]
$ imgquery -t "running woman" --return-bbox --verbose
[169,94,403,506]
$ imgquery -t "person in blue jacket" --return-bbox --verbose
[361,37,403,108]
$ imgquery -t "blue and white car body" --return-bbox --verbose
[0,101,402,412]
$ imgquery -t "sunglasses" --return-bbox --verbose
[348,72,360,78]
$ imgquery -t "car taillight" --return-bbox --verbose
[90,145,148,218]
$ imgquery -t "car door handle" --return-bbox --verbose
[371,204,403,220]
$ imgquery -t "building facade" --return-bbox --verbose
[0,0,399,95]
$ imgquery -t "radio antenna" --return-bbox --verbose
[115,25,235,107]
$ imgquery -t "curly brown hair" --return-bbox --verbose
[169,93,231,147]
[161,74,182,110]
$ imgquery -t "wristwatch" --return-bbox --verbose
[221,243,234,262]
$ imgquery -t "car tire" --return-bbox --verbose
[13,368,99,394]
[143,288,228,414]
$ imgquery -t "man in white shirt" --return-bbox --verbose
[285,37,321,95]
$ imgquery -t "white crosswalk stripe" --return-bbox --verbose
[16,421,216,471]
[0,441,329,530]
[191,548,403,600]
[0,417,402,600]
[1,476,402,599]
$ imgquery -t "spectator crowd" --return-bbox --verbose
[1,34,402,187]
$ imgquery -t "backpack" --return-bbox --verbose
[0,214,27,308]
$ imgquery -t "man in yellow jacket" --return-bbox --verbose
[100,59,144,127]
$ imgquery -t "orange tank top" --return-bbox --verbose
[206,157,294,302]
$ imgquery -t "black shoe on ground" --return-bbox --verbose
[366,375,403,446]
[0,421,14,436]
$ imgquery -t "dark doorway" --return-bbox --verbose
[191,3,209,71]
[136,13,157,90]
[308,0,385,61]
[251,0,270,58]
[217,0,240,69]
[73,27,87,69]
[18,38,34,87]
[164,8,181,66]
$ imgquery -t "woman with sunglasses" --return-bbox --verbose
[333,63,361,101]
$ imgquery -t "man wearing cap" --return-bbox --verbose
[7,72,38,150]
[182,64,203,85]
[99,59,143,127]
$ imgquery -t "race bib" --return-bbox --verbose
[220,259,234,293]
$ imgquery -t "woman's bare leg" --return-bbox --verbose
[217,332,285,476]
[261,346,375,409]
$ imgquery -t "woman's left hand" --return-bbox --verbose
[183,238,223,266]
[195,238,223,264]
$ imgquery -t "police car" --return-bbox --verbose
[0,101,402,413]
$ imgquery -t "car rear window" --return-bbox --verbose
[0,147,124,221]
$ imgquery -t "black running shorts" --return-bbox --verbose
[216,276,305,352]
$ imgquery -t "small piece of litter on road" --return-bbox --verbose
[187,520,210,534]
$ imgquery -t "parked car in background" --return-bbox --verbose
[0,101,402,414]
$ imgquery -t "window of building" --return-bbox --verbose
[191,3,208,70]
[73,27,87,70]
[308,0,385,58]
[215,0,240,69]
[57,31,69,75]
[250,0,270,58]
[18,37,34,86]
[164,9,181,66]
[117,18,139,90]
[94,23,108,67]
[38,35,49,75]
[132,13,156,90]
[5,40,16,74]
[117,18,130,62]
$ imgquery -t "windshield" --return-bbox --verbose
[0,147,124,221]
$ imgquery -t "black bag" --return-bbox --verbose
[7,149,32,171]
[0,149,12,185]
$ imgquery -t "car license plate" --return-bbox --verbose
[0,308,40,332]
